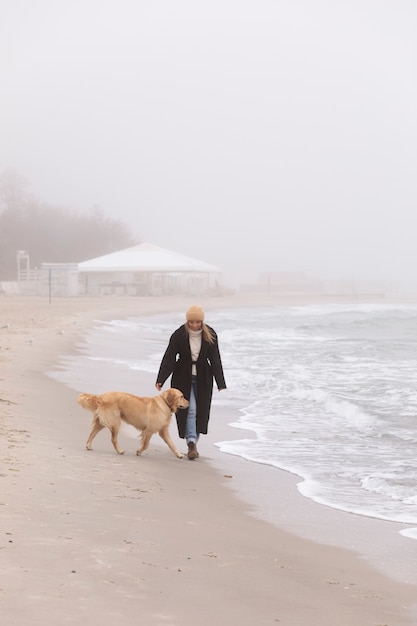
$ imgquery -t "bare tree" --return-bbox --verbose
[0,169,31,213]
[0,170,139,279]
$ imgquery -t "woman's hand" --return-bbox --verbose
[155,383,162,391]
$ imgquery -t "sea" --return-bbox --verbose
[49,301,417,546]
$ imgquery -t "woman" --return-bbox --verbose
[155,304,226,460]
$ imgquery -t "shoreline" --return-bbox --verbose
[204,422,417,586]
[1,294,417,625]
[43,292,417,586]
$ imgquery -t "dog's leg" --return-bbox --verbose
[110,424,125,455]
[136,430,152,456]
[159,427,184,459]
[86,418,105,451]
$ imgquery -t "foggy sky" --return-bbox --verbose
[1,1,416,286]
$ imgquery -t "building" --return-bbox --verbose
[77,243,221,296]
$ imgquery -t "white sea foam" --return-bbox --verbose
[400,527,417,540]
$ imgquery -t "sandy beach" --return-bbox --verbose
[1,293,416,626]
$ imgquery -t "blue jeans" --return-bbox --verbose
[185,376,199,444]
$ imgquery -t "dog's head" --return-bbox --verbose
[161,388,189,412]
[77,392,101,410]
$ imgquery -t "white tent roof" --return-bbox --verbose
[78,243,220,273]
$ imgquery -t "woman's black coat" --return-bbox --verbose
[156,324,226,438]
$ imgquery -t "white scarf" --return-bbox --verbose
[189,328,202,375]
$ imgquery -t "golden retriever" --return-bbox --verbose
[77,388,188,458]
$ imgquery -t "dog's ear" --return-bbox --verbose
[160,389,170,406]
[163,389,177,411]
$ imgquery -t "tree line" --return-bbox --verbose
[0,170,138,280]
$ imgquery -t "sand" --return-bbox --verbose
[1,293,416,626]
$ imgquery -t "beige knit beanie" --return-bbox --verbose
[186,304,205,322]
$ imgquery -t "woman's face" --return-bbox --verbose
[187,320,203,331]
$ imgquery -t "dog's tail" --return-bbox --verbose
[77,392,101,411]
[77,393,118,429]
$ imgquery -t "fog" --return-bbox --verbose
[1,1,416,287]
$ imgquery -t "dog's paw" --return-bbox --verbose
[177,452,184,459]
